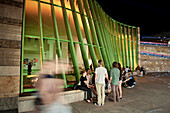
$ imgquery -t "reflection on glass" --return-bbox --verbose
[41,0,50,3]
[125,27,129,66]
[53,0,61,6]
[77,13,86,38]
[94,47,100,60]
[86,0,93,18]
[44,39,57,60]
[23,38,41,89]
[129,28,132,66]
[66,10,78,41]
[41,3,55,38]
[54,6,68,40]
[85,17,95,44]
[60,42,76,85]
[85,45,93,71]
[133,29,136,68]
[64,0,71,9]
[25,0,39,36]
[74,44,85,72]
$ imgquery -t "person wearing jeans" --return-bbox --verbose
[110,62,120,102]
[95,60,108,106]
[79,71,92,103]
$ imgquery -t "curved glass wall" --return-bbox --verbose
[21,0,139,93]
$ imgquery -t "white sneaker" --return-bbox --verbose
[94,103,101,106]
[127,86,132,88]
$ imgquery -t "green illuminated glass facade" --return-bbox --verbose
[21,0,139,93]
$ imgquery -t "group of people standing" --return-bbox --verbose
[79,60,136,106]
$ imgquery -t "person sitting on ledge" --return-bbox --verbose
[86,68,97,97]
[79,70,92,103]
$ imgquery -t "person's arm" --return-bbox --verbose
[123,78,130,83]
[110,77,112,83]
[95,73,97,84]
[118,69,120,80]
[110,69,112,83]
[95,68,97,84]
[105,73,109,81]
[105,69,109,81]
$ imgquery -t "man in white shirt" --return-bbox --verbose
[95,60,108,106]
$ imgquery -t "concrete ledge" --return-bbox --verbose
[0,66,20,76]
[19,90,85,113]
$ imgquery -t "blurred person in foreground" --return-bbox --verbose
[36,60,72,113]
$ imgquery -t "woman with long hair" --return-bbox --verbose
[118,63,123,99]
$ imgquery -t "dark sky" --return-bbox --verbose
[96,0,170,36]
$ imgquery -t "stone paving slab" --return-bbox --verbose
[70,75,170,113]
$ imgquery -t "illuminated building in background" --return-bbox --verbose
[21,0,139,93]
[0,0,139,112]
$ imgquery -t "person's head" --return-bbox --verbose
[112,62,118,68]
[123,67,125,70]
[81,70,87,76]
[86,68,91,74]
[126,66,129,68]
[118,63,121,70]
[98,60,103,67]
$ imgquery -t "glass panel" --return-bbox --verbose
[121,26,125,67]
[54,7,68,40]
[25,0,39,36]
[66,10,78,42]
[23,37,42,89]
[74,44,85,72]
[94,47,100,60]
[53,0,61,6]
[64,0,71,9]
[41,0,50,3]
[125,27,129,66]
[82,16,94,44]
[129,28,132,68]
[74,0,79,12]
[77,13,86,39]
[86,0,93,18]
[91,19,98,44]
[41,3,55,38]
[85,45,93,71]
[80,0,87,15]
[60,42,76,84]
[133,29,137,68]
[44,39,57,60]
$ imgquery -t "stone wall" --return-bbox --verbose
[0,0,23,112]
[140,44,170,72]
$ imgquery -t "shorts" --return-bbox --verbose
[118,80,122,85]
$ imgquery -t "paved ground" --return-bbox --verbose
[71,73,170,113]
[26,73,170,113]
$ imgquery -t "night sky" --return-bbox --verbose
[96,0,170,36]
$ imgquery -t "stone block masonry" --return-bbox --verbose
[0,0,23,112]
[140,44,170,72]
